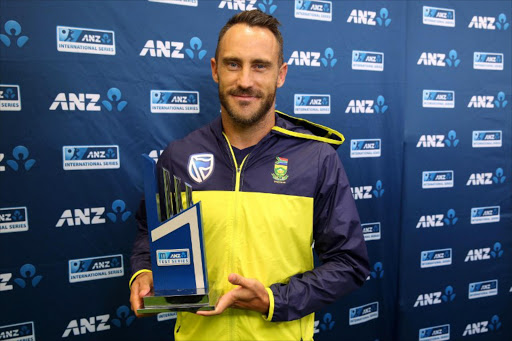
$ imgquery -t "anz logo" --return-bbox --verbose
[469,14,509,30]
[140,40,184,58]
[414,286,455,307]
[462,315,501,336]
[218,0,258,11]
[351,180,384,200]
[417,209,458,228]
[466,168,506,186]
[288,47,337,68]
[287,51,321,67]
[56,199,131,227]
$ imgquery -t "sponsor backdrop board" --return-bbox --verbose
[0,1,510,340]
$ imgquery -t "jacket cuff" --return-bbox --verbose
[129,269,152,289]
[262,287,275,322]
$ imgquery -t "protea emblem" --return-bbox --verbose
[272,156,289,183]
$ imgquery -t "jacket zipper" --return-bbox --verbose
[222,133,250,341]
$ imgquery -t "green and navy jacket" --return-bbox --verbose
[131,111,370,341]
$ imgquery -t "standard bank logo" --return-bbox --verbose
[421,248,452,268]
[68,254,124,283]
[472,130,502,148]
[295,0,332,22]
[351,180,385,200]
[0,321,35,341]
[157,249,190,266]
[56,199,132,227]
[351,139,381,158]
[57,26,115,55]
[419,324,450,341]
[468,91,507,108]
[63,145,120,170]
[1,146,36,172]
[50,87,127,112]
[347,8,391,27]
[151,90,199,114]
[469,279,498,299]
[0,84,21,111]
[149,0,198,6]
[414,285,455,307]
[349,302,379,325]
[471,206,500,224]
[462,314,501,336]
[422,90,455,108]
[361,222,381,241]
[474,52,504,70]
[465,242,503,262]
[141,36,207,60]
[469,13,510,30]
[188,153,214,184]
[417,209,458,228]
[0,20,29,48]
[466,168,506,186]
[352,50,384,71]
[0,207,28,233]
[294,94,330,114]
[423,6,455,27]
[287,47,337,68]
[345,95,388,114]
[416,130,459,148]
[422,171,454,189]
[417,50,460,67]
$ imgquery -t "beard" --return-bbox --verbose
[218,85,276,128]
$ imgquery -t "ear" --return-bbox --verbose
[276,62,288,88]
[211,57,219,84]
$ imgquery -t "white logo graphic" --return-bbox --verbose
[188,153,214,183]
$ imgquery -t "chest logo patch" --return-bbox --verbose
[188,153,214,183]
[272,157,289,183]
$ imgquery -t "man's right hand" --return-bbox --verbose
[130,272,154,317]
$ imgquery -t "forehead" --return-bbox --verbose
[218,24,280,62]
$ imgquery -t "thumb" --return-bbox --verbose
[228,273,247,287]
[139,285,150,297]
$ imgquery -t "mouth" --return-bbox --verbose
[229,89,262,102]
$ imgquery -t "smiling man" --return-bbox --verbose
[130,10,369,341]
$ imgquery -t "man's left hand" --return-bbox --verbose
[196,273,269,316]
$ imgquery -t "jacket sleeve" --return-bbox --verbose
[268,144,370,321]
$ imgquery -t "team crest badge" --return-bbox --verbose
[272,157,289,183]
[188,153,214,183]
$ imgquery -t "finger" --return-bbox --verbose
[228,273,249,288]
[196,292,236,316]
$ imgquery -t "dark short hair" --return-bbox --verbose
[215,9,284,64]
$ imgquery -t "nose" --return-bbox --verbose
[236,66,254,89]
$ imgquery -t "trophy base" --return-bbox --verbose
[137,293,215,314]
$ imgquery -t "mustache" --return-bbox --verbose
[229,87,263,98]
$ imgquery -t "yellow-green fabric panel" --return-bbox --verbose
[174,190,315,340]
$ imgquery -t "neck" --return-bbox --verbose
[221,109,276,149]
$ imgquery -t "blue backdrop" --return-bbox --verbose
[1,1,510,340]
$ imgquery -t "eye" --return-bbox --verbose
[254,64,267,70]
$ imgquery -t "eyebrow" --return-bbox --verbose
[222,56,273,66]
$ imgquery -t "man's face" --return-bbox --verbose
[211,24,287,127]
